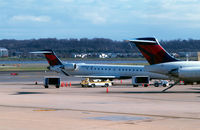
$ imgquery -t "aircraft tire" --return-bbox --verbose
[104,84,109,87]
[154,83,159,87]
[133,85,138,87]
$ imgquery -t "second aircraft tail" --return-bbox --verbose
[129,37,178,65]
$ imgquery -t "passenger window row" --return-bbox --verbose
[86,67,143,72]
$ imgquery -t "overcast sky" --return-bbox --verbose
[1,0,200,40]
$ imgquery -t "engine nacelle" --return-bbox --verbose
[63,63,77,71]
[173,67,200,81]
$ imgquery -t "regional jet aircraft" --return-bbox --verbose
[129,37,200,91]
[31,50,168,81]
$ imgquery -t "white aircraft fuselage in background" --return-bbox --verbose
[31,50,169,80]
[50,62,169,80]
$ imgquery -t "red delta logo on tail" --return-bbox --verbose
[129,37,178,65]
[42,50,63,66]
[45,53,62,66]
[31,50,63,66]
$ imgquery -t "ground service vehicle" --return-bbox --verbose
[154,80,169,87]
[132,76,149,87]
[44,77,60,88]
[81,78,112,87]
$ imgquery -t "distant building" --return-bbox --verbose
[178,52,197,57]
[73,53,87,58]
[99,53,108,58]
[0,47,8,57]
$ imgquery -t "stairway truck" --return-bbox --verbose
[44,76,61,88]
[132,76,150,87]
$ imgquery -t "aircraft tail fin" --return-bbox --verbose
[129,37,178,65]
[30,50,63,66]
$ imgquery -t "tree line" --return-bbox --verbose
[0,38,199,58]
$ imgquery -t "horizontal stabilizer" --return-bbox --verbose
[129,37,157,44]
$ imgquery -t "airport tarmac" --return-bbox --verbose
[0,71,200,130]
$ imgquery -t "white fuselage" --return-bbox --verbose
[145,61,200,82]
[54,63,169,80]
